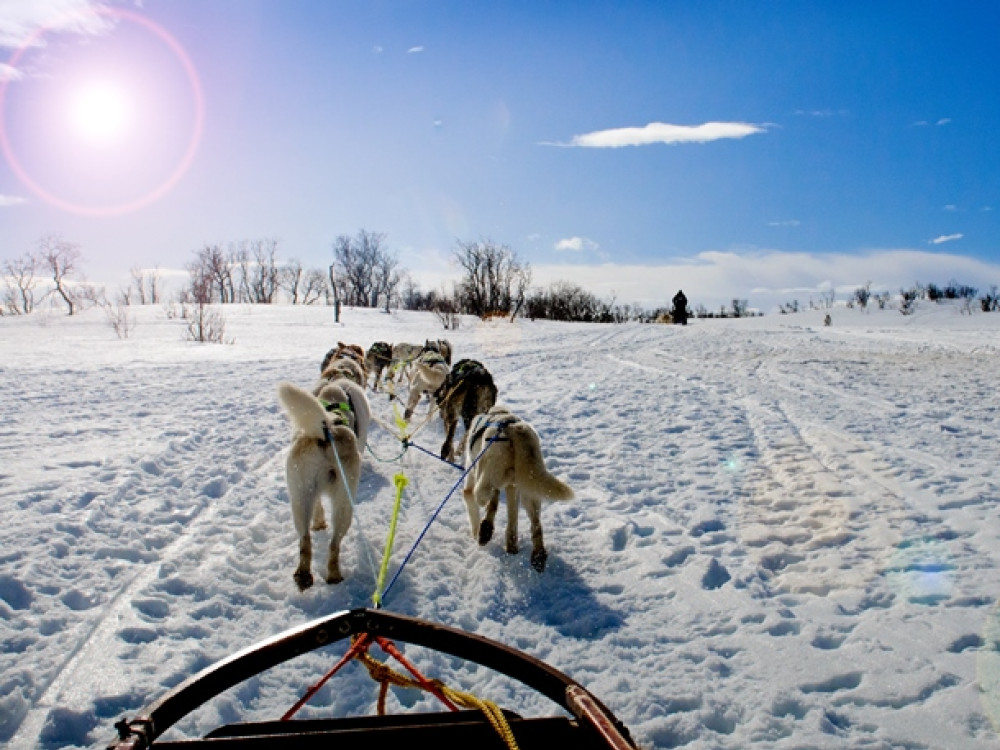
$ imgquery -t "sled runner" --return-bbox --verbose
[107,607,639,750]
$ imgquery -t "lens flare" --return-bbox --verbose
[0,7,204,216]
[69,80,132,146]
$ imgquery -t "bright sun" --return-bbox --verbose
[69,80,133,146]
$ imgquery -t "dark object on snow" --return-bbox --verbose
[671,290,688,325]
[106,607,638,750]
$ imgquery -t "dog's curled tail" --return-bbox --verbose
[510,422,574,502]
[277,381,328,440]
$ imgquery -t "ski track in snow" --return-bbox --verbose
[2,307,1000,749]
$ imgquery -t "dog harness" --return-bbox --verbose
[369,342,392,362]
[468,415,516,450]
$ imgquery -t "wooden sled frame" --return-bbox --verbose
[108,607,639,750]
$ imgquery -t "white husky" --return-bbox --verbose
[403,350,449,420]
[462,405,573,572]
[277,382,361,590]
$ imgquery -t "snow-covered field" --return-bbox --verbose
[2,302,1000,749]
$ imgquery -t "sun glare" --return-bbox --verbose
[69,80,133,146]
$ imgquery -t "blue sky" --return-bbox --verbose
[2,0,998,312]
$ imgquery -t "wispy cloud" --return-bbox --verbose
[558,121,765,148]
[793,109,847,117]
[0,194,26,207]
[937,118,952,126]
[555,237,598,252]
[0,0,112,49]
[767,220,800,227]
[930,233,963,245]
[407,45,424,54]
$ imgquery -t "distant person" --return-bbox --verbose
[672,290,688,325]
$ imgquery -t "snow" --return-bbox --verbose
[2,301,1000,749]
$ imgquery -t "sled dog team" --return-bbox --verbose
[277,338,573,589]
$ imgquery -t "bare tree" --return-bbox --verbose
[38,234,83,315]
[129,266,147,305]
[372,248,402,312]
[331,229,392,307]
[453,239,531,319]
[300,268,328,305]
[248,238,280,303]
[190,244,235,303]
[281,258,305,304]
[3,251,39,314]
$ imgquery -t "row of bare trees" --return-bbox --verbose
[2,234,105,315]
[6,231,636,324]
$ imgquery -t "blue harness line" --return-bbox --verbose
[380,430,503,606]
[323,424,380,585]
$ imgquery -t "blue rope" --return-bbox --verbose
[380,433,500,605]
[325,425,380,585]
[405,439,466,471]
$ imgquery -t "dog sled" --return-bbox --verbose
[107,607,639,750]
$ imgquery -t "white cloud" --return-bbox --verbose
[563,121,765,148]
[931,233,963,245]
[0,194,26,206]
[0,0,112,48]
[0,62,22,81]
[937,118,952,126]
[767,220,800,227]
[524,248,1000,312]
[943,205,957,212]
[554,236,598,252]
[372,45,383,54]
[407,46,424,54]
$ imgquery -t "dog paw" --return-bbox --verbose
[530,549,548,573]
[478,520,494,545]
[294,570,314,591]
[325,572,344,585]
[311,521,328,531]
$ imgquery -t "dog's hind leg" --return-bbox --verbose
[287,461,320,590]
[503,485,520,555]
[478,490,501,545]
[521,495,547,572]
[295,534,314,590]
[440,411,458,461]
[324,491,353,584]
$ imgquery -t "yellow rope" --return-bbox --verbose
[372,474,408,608]
[355,650,519,750]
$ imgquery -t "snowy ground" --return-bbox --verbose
[2,301,1000,749]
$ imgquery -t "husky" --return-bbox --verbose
[423,338,453,365]
[365,341,393,391]
[277,381,362,590]
[313,379,370,457]
[319,343,368,388]
[435,358,498,462]
[388,342,423,383]
[403,350,450,420]
[462,405,573,572]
